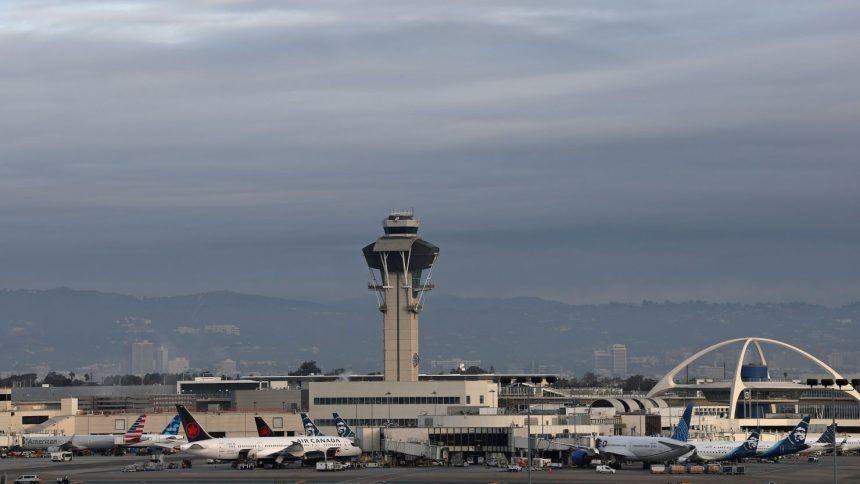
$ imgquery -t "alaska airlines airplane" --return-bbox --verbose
[756,416,810,459]
[126,415,185,449]
[682,428,761,462]
[571,403,696,466]
[332,413,356,439]
[300,413,324,436]
[176,405,360,466]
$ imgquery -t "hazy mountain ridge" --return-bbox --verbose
[1,288,858,376]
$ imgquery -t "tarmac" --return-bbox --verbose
[1,454,859,483]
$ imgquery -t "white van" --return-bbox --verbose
[51,452,73,462]
[14,475,42,484]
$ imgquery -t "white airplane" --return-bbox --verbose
[756,416,810,459]
[124,415,186,449]
[840,435,860,452]
[20,434,115,452]
[570,403,696,466]
[175,405,361,466]
[682,428,760,462]
[799,423,842,455]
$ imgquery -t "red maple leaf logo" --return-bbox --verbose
[186,422,200,439]
[259,427,271,436]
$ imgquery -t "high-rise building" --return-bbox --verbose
[131,341,155,376]
[154,346,169,373]
[609,344,628,378]
[593,349,611,378]
[363,211,439,382]
[218,358,238,377]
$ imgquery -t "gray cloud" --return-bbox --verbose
[1,1,859,304]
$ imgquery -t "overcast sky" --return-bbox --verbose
[1,1,859,305]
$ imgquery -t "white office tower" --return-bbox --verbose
[610,344,628,377]
[155,346,169,373]
[363,211,439,382]
[131,340,155,376]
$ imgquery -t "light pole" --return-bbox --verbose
[386,392,392,427]
[431,391,437,419]
[489,389,496,409]
[526,384,532,484]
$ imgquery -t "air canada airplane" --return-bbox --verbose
[682,428,761,462]
[756,416,810,459]
[176,405,360,466]
[254,417,275,437]
[571,403,696,467]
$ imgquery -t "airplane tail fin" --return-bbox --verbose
[124,414,147,443]
[787,415,811,446]
[255,416,274,437]
[176,405,213,442]
[332,412,356,438]
[161,415,181,436]
[301,413,324,436]
[816,423,837,444]
[743,428,761,452]
[670,403,694,442]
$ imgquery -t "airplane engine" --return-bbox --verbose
[571,449,592,467]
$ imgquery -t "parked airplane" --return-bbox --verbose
[682,428,761,462]
[301,413,324,436]
[756,416,810,459]
[332,413,356,439]
[20,416,153,452]
[254,417,276,437]
[571,403,696,466]
[125,415,185,449]
[800,423,843,455]
[176,405,360,466]
[123,415,147,445]
[21,424,124,452]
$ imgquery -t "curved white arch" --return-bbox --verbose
[647,337,860,418]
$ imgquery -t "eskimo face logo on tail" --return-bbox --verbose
[744,436,759,450]
[790,427,807,444]
[186,422,201,440]
[336,421,347,437]
[304,422,315,436]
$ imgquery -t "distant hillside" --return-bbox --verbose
[1,288,858,377]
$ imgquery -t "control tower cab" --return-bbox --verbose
[363,211,439,382]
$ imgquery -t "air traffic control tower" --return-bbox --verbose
[363,211,439,382]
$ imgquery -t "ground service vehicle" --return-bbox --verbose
[50,452,73,462]
[595,465,616,474]
[14,475,42,484]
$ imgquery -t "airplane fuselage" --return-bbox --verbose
[179,436,360,461]
[596,436,694,463]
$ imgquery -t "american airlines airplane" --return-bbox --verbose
[682,428,761,462]
[571,403,696,466]
[125,415,186,449]
[756,416,810,459]
[176,405,361,466]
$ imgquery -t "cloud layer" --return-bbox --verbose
[1,1,859,304]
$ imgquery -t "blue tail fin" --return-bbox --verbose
[786,415,810,446]
[332,412,355,438]
[301,413,324,436]
[743,428,761,452]
[670,403,694,442]
[161,415,181,435]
